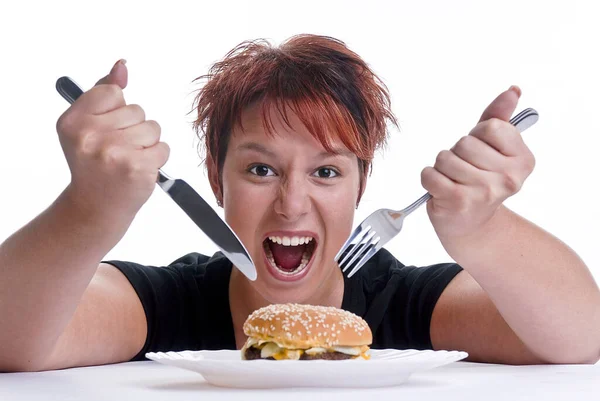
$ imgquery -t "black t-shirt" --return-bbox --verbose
[105,248,462,361]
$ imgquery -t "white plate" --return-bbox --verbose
[145,348,468,388]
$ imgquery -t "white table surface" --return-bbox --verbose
[1,360,599,401]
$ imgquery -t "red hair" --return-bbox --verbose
[192,34,397,184]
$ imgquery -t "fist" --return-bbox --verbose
[421,86,535,242]
[56,60,170,218]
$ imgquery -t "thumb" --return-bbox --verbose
[95,59,128,89]
[479,85,521,123]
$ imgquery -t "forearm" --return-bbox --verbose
[443,205,600,364]
[0,186,132,370]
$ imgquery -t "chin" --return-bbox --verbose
[251,255,321,305]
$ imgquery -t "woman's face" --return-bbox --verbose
[216,104,362,304]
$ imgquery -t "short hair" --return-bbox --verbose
[192,34,397,183]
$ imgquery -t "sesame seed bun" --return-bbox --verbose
[243,303,372,349]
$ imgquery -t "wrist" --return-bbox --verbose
[438,205,514,268]
[58,184,136,239]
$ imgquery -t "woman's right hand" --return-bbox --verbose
[56,60,170,220]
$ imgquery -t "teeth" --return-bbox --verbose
[268,235,314,246]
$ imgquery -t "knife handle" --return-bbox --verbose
[56,76,171,186]
[56,76,84,104]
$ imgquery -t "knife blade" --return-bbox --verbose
[56,76,257,281]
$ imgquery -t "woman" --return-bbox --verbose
[0,35,598,372]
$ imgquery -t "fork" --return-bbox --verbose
[335,108,540,277]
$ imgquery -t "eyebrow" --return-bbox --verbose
[236,142,277,157]
[237,142,354,160]
[317,149,355,159]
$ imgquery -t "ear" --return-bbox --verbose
[206,154,223,206]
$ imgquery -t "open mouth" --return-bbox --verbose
[262,235,317,278]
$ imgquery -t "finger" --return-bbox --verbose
[433,150,485,185]
[118,120,162,148]
[421,165,462,199]
[96,104,146,130]
[140,141,170,170]
[95,59,128,89]
[469,119,527,157]
[70,60,128,115]
[479,86,520,123]
[451,135,507,171]
[65,60,128,116]
[73,83,126,116]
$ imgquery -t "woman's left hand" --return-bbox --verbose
[421,86,536,244]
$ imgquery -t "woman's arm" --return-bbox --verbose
[430,206,600,364]
[0,60,168,371]
[423,87,600,364]
[0,189,147,372]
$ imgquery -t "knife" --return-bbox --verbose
[56,76,257,281]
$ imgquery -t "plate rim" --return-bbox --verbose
[144,348,468,388]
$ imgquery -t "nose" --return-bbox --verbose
[273,174,311,221]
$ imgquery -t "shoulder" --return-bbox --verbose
[103,251,233,293]
[106,251,230,273]
[167,252,231,274]
[347,248,462,292]
[167,252,224,267]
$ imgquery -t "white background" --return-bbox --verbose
[0,0,598,283]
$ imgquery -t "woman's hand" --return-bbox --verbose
[56,60,170,220]
[421,86,536,247]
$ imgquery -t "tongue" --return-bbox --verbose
[269,243,306,271]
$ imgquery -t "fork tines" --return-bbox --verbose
[335,227,380,278]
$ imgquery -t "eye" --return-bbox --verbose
[313,167,339,178]
[248,164,276,177]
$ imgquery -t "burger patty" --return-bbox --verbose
[300,352,355,361]
[244,346,355,360]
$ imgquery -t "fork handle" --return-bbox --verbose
[411,108,539,214]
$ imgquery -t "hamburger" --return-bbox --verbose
[241,303,372,360]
